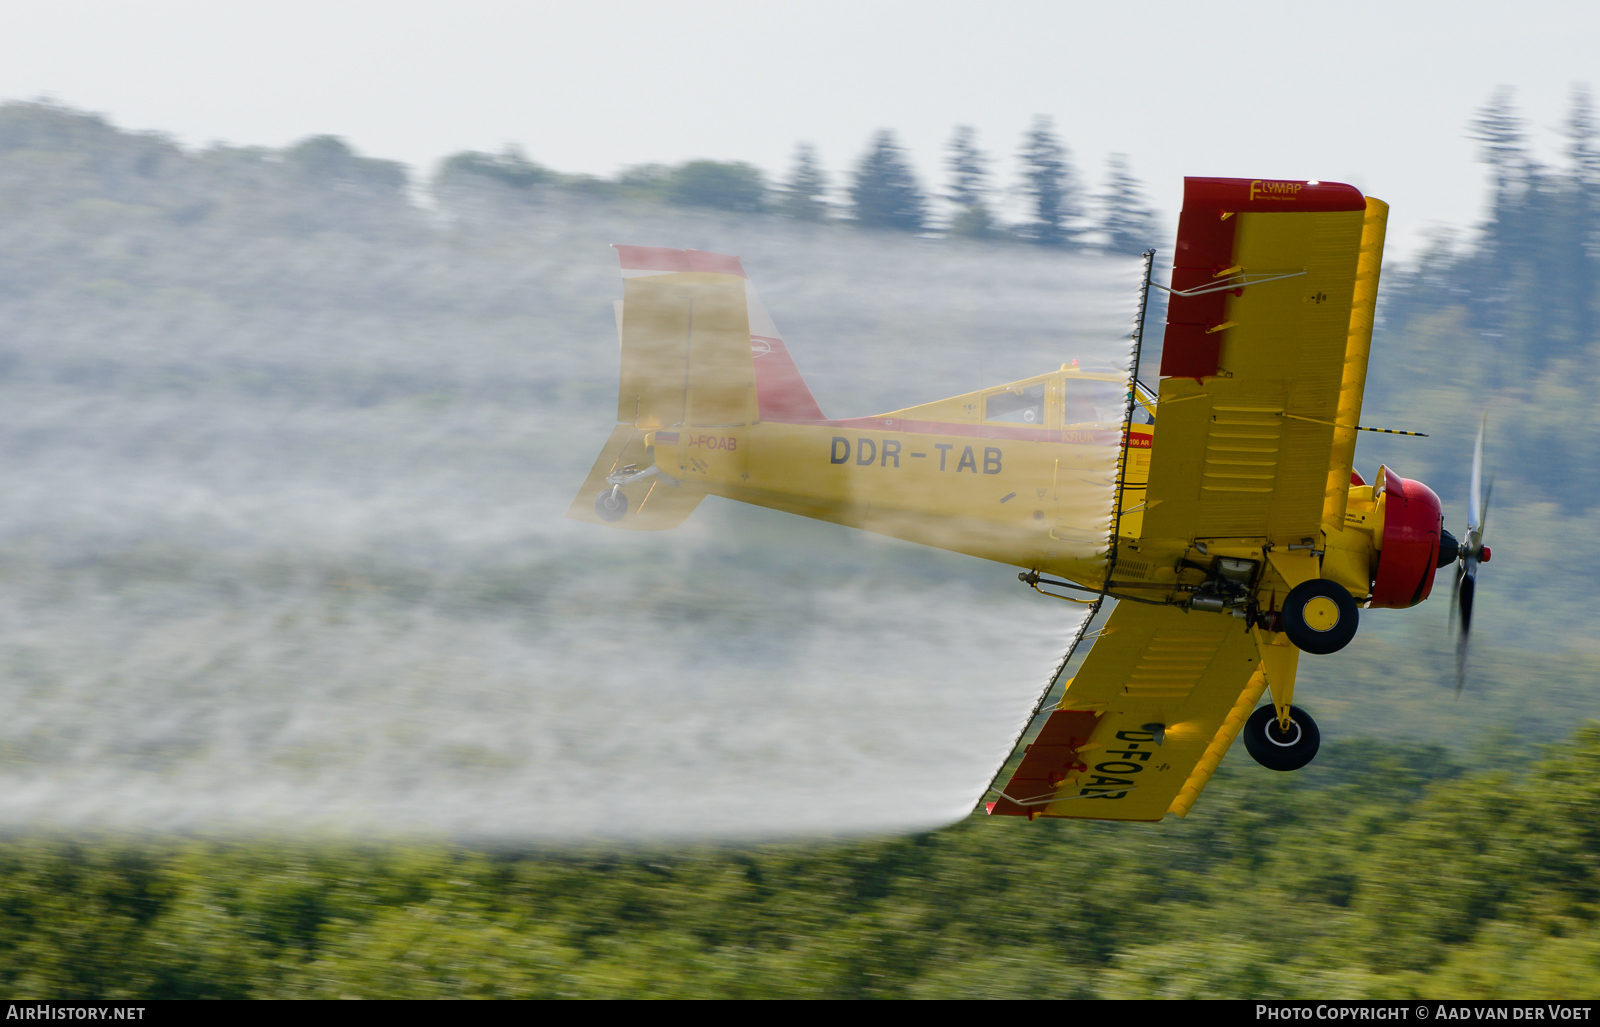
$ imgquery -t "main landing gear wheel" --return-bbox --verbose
[1242,704,1321,772]
[1280,579,1359,655]
[594,488,628,522]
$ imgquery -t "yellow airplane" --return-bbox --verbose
[569,177,1487,823]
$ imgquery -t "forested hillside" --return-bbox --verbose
[3,730,1599,998]
[1352,90,1600,658]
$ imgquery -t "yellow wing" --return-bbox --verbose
[988,601,1280,821]
[1143,178,1389,542]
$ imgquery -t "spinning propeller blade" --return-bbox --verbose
[1453,415,1490,694]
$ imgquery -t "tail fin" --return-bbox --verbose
[570,246,826,530]
[744,282,826,422]
[615,245,826,423]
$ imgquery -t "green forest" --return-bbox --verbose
[4,730,1600,998]
[0,89,1598,998]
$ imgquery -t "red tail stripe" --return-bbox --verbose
[780,416,1123,445]
[751,336,827,421]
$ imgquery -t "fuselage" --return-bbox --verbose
[652,364,1440,619]
[647,367,1134,588]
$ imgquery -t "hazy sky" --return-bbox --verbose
[4,0,1595,256]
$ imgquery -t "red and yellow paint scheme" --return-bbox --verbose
[570,177,1448,822]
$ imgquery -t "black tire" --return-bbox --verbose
[594,488,628,522]
[1280,578,1359,654]
[1241,703,1321,772]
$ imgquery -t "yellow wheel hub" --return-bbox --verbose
[1303,596,1341,631]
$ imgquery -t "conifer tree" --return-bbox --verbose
[1099,155,1161,255]
[1468,88,1529,199]
[1562,85,1600,187]
[777,143,831,221]
[1018,116,1078,246]
[1466,88,1539,320]
[1444,87,1596,368]
[944,126,994,238]
[1554,86,1599,348]
[849,130,927,232]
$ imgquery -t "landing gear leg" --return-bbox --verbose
[1245,619,1319,770]
[1253,626,1301,736]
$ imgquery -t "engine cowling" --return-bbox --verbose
[1368,467,1444,609]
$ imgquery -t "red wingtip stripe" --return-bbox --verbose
[1160,176,1365,380]
[988,709,1102,818]
[1182,177,1366,213]
[613,245,747,277]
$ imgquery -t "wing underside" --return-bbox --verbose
[988,601,1270,821]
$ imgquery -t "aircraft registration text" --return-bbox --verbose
[830,436,1002,473]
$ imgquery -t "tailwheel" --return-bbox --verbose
[1242,703,1321,772]
[1280,579,1359,655]
[594,487,629,522]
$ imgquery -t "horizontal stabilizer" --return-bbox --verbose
[566,425,706,531]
